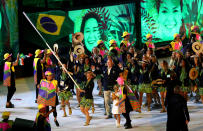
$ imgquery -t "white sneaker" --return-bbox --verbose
[116,123,120,128]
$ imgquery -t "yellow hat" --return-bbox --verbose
[2,112,10,119]
[191,25,199,31]
[173,33,180,39]
[46,49,52,54]
[122,31,130,37]
[4,53,12,60]
[146,34,152,39]
[35,49,44,57]
[109,47,114,51]
[45,71,52,76]
[97,40,104,45]
[109,39,117,45]
[38,104,46,110]
[189,68,198,80]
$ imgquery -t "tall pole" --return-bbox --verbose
[23,12,81,89]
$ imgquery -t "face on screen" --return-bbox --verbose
[84,18,101,52]
[157,0,182,40]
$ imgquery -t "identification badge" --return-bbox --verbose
[60,81,64,86]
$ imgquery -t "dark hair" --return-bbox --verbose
[80,12,101,34]
[85,56,90,62]
[127,52,133,58]
[162,60,168,66]
[155,0,183,13]
[170,71,177,79]
[109,49,118,57]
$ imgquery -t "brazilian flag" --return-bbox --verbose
[25,10,73,47]
[36,13,65,35]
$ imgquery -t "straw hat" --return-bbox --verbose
[45,71,52,76]
[173,33,180,39]
[191,25,199,31]
[192,42,202,54]
[146,34,152,39]
[189,68,198,80]
[72,32,84,44]
[122,31,130,38]
[74,45,84,56]
[97,40,104,45]
[53,43,58,52]
[35,49,44,57]
[109,39,117,45]
[2,112,10,119]
[38,104,46,110]
[4,53,12,60]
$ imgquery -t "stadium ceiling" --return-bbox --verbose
[21,0,136,12]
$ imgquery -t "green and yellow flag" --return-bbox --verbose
[26,10,73,46]
[36,13,65,35]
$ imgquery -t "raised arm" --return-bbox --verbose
[13,53,20,66]
[40,50,47,64]
[181,33,186,41]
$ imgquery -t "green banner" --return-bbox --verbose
[26,10,74,47]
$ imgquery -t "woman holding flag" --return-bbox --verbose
[78,71,95,126]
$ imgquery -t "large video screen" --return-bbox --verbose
[141,0,203,43]
[68,3,136,52]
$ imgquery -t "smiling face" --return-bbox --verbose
[124,35,130,41]
[86,72,93,80]
[148,37,152,42]
[181,59,186,67]
[107,59,113,68]
[161,61,168,71]
[85,57,89,65]
[92,47,98,55]
[158,0,182,40]
[7,56,12,62]
[84,18,101,52]
[129,47,134,54]
[46,75,53,81]
[127,54,131,60]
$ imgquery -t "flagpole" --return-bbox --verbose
[23,12,81,89]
